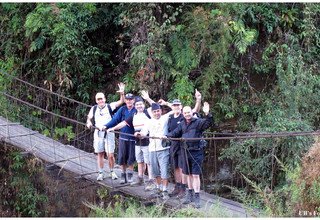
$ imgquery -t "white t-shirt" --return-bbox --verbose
[132,112,151,132]
[88,102,117,127]
[124,109,152,146]
[140,111,172,152]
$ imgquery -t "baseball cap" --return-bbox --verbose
[135,96,144,103]
[171,99,182,105]
[95,92,105,100]
[125,93,134,99]
[151,103,161,110]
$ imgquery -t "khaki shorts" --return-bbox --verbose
[93,130,115,154]
[135,145,149,164]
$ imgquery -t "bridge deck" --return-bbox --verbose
[0,116,252,217]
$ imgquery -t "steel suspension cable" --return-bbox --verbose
[1,71,91,108]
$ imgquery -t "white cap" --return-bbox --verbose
[95,92,105,100]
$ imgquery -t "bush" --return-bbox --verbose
[230,140,320,217]
[86,189,234,217]
[221,106,313,188]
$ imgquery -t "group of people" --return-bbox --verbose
[86,83,213,208]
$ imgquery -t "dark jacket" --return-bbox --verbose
[167,113,213,150]
[167,113,184,148]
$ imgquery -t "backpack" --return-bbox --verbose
[92,103,117,127]
[142,109,151,119]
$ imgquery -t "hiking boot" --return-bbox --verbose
[111,171,118,180]
[130,176,144,186]
[193,193,201,209]
[127,172,133,183]
[176,187,186,199]
[182,189,193,204]
[145,180,156,191]
[97,172,104,181]
[120,173,127,184]
[162,190,169,200]
[169,185,180,197]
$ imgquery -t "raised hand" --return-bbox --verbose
[195,89,202,100]
[117,82,125,93]
[140,90,150,100]
[202,102,210,115]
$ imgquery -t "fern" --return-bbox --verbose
[229,20,257,54]
[169,33,199,73]
[167,73,194,106]
[30,35,46,52]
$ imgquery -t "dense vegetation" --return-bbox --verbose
[0,143,47,217]
[1,3,320,216]
[87,188,234,217]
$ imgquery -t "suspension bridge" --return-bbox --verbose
[1,71,319,217]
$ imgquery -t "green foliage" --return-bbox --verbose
[13,184,48,217]
[169,33,199,73]
[87,189,234,217]
[1,3,120,105]
[54,126,75,142]
[232,155,320,217]
[221,105,313,187]
[275,38,320,125]
[23,3,104,102]
[0,149,48,217]
[118,4,183,96]
[230,174,289,217]
[229,20,257,54]
[167,72,195,106]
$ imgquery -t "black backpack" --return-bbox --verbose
[142,109,151,119]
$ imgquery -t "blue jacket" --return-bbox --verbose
[167,113,213,150]
[105,106,137,140]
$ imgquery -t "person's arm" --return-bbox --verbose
[141,90,155,105]
[158,99,173,109]
[86,107,94,128]
[135,120,150,137]
[114,82,125,107]
[198,102,213,130]
[167,123,183,138]
[108,115,133,133]
[103,106,124,129]
[107,121,127,132]
[192,89,202,113]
